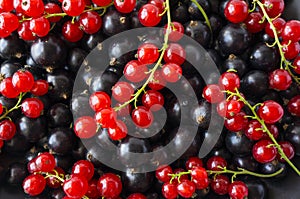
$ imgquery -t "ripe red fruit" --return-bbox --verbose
[177,180,196,198]
[127,193,147,199]
[258,100,283,124]
[265,17,286,38]
[164,21,184,42]
[219,72,240,92]
[72,160,95,181]
[86,179,101,199]
[89,91,111,112]
[114,0,136,13]
[79,11,102,34]
[224,0,249,23]
[211,175,230,195]
[97,173,122,198]
[149,0,164,13]
[92,0,112,6]
[29,16,50,37]
[162,183,178,199]
[185,157,203,170]
[244,12,266,33]
[21,0,44,18]
[34,152,56,172]
[148,70,166,90]
[281,40,300,60]
[21,98,44,118]
[293,56,300,74]
[202,84,224,104]
[63,174,89,198]
[94,107,117,128]
[281,20,300,42]
[161,63,182,83]
[124,60,148,82]
[112,81,134,103]
[30,80,49,96]
[138,4,162,27]
[244,120,264,141]
[46,167,65,188]
[0,119,16,140]
[137,43,159,64]
[12,70,34,92]
[269,69,292,90]
[142,90,164,111]
[131,106,154,128]
[207,156,227,171]
[62,0,86,17]
[0,12,19,37]
[190,167,209,189]
[163,43,186,65]
[23,174,46,196]
[107,119,128,140]
[74,116,98,138]
[287,95,300,117]
[228,181,248,199]
[261,0,285,18]
[155,165,173,183]
[44,3,63,22]
[0,0,14,12]
[0,77,20,98]
[224,111,248,132]
[252,139,277,163]
[18,21,36,41]
[277,141,295,162]
[62,21,84,42]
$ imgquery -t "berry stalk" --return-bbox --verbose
[190,0,212,32]
[226,88,300,176]
[0,92,26,120]
[252,0,300,85]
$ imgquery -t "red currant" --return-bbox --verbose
[137,43,159,64]
[265,17,286,38]
[0,119,16,140]
[92,0,112,6]
[161,63,182,83]
[112,81,134,103]
[123,60,148,82]
[29,16,50,37]
[164,21,184,42]
[258,100,283,124]
[138,4,162,27]
[281,40,300,60]
[244,12,266,33]
[206,156,227,171]
[0,0,14,12]
[132,106,154,128]
[34,152,56,172]
[211,175,230,195]
[107,119,128,140]
[269,69,292,90]
[282,20,300,42]
[46,167,65,188]
[202,84,224,104]
[21,98,44,118]
[21,0,44,18]
[97,173,122,198]
[23,174,46,196]
[148,70,166,90]
[293,56,300,74]
[287,95,300,117]
[114,0,136,13]
[74,116,98,138]
[0,77,20,98]
[177,180,196,198]
[142,90,164,111]
[89,91,111,112]
[190,167,209,190]
[86,179,101,199]
[252,139,277,163]
[44,3,63,22]
[127,193,147,199]
[277,141,295,162]
[163,43,186,65]
[224,111,248,132]
[155,165,173,183]
[261,123,279,140]
[228,181,248,199]
[72,160,94,181]
[219,72,240,92]
[261,0,285,18]
[95,107,117,128]
[79,11,102,34]
[12,70,34,92]
[162,182,178,199]
[18,21,36,41]
[62,0,86,17]
[244,120,264,141]
[149,0,164,13]
[62,21,84,42]
[185,156,203,170]
[30,80,49,96]
[63,174,89,198]
[224,0,249,24]
[0,12,19,37]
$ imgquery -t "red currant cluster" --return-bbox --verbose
[203,70,299,174]
[224,0,300,85]
[23,152,149,199]
[155,156,255,199]
[0,69,48,147]
[0,0,138,42]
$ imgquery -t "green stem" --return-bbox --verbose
[190,0,212,33]
[0,92,26,120]
[253,0,300,85]
[226,89,300,176]
[114,0,172,111]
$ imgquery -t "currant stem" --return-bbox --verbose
[190,0,212,33]
[226,88,300,176]
[0,92,26,121]
[252,0,300,85]
[114,0,172,112]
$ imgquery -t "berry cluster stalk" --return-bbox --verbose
[251,0,300,85]
[0,92,26,120]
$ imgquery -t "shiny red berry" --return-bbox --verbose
[74,116,98,138]
[163,43,186,65]
[162,183,178,199]
[21,0,44,17]
[206,156,227,171]
[97,173,122,198]
[46,167,65,188]
[12,70,34,92]
[148,70,166,90]
[228,181,248,199]
[269,69,292,90]
[293,56,300,74]
[86,179,101,199]
[224,111,248,132]
[282,19,300,42]
[44,3,63,22]
[92,0,112,6]
[185,156,203,170]
[124,60,148,83]
[202,84,224,104]
[244,12,266,33]
[72,160,94,181]
[89,91,111,112]
[164,21,184,42]
[142,90,164,111]
[190,167,209,190]
[138,4,162,27]
[281,40,300,60]
[0,12,19,37]
[62,0,86,16]
[0,119,16,140]
[132,106,154,128]
[224,0,249,23]
[177,180,196,198]
[0,77,20,98]
[107,119,128,140]
[63,174,89,198]
[30,80,49,96]
[114,0,136,13]
[252,139,277,163]
[277,141,295,162]
[94,107,117,128]
[34,152,56,172]
[62,21,84,42]
[23,174,46,196]
[21,98,44,118]
[161,63,182,83]
[287,95,300,117]
[29,16,50,37]
[137,43,159,64]
[261,0,285,18]
[112,81,134,103]
[127,193,147,199]
[219,72,240,92]
[265,17,286,38]
[244,120,264,141]
[211,175,230,195]
[258,100,283,124]
[0,0,14,12]
[18,21,36,41]
[155,165,173,183]
[79,11,102,34]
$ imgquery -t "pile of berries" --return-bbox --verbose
[0,0,299,198]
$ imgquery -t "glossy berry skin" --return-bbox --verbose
[281,40,300,60]
[34,152,56,172]
[74,116,98,139]
[206,156,227,171]
[148,70,166,90]
[107,119,128,140]
[44,3,63,23]
[224,0,249,24]
[46,167,65,188]
[262,0,285,18]
[30,80,49,96]
[269,69,292,90]
[89,91,111,112]
[177,180,196,198]
[12,70,34,92]
[112,81,134,103]
[228,181,248,199]
[163,43,186,65]
[162,63,182,83]
[18,21,36,41]
[124,60,148,83]
[29,16,50,37]
[72,160,94,181]
[0,12,19,37]
[92,0,111,6]
[281,20,300,42]
[142,90,164,111]
[190,167,209,190]
[217,99,243,118]
[162,183,178,199]
[287,95,300,117]
[164,22,184,42]
[62,0,86,17]
[97,173,122,198]
[94,107,117,128]
[62,21,84,42]
[21,0,44,18]
[185,157,203,170]
[293,56,300,74]
[149,0,164,13]
[137,43,159,64]
[244,120,264,141]
[252,139,277,163]
[0,119,16,140]
[23,174,46,196]
[138,4,162,27]
[0,77,20,98]
[131,106,154,128]
[63,174,89,199]
[155,165,173,183]
[114,0,136,13]
[127,193,147,199]
[202,84,224,104]
[0,0,13,12]
[21,98,44,118]
[219,72,240,92]
[258,100,283,124]
[265,17,286,38]
[224,111,248,132]
[211,175,230,195]
[277,141,295,162]
[244,12,266,33]
[79,11,102,34]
